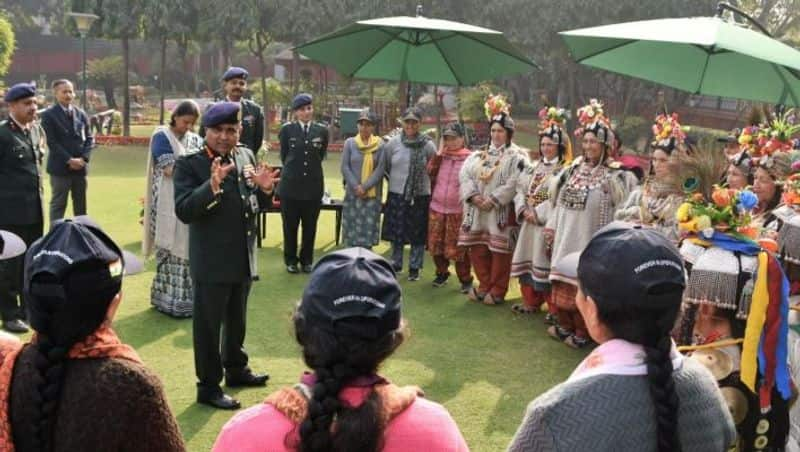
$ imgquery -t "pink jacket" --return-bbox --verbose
[430,152,470,214]
[213,385,469,452]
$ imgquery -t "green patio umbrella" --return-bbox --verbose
[559,4,800,106]
[294,12,538,86]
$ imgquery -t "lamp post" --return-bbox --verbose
[67,12,99,111]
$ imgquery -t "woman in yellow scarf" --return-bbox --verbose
[340,109,386,249]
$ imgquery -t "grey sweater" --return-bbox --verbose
[384,135,437,195]
[508,359,736,452]
[340,137,387,199]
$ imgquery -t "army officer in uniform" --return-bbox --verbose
[0,83,45,333]
[174,102,279,410]
[278,93,329,273]
[201,66,265,154]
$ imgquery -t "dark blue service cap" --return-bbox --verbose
[4,83,36,102]
[222,66,249,81]
[291,93,313,111]
[24,217,142,299]
[202,102,241,128]
[570,221,686,311]
[298,247,402,340]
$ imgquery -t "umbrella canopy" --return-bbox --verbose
[560,16,800,106]
[295,15,538,86]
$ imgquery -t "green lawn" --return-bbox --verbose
[50,146,584,451]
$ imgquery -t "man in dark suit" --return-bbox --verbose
[40,79,93,222]
[278,93,329,273]
[200,67,264,154]
[0,83,45,333]
[173,102,279,410]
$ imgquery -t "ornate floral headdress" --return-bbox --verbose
[538,105,572,163]
[484,94,510,121]
[573,98,611,145]
[651,112,686,152]
[754,109,799,157]
[676,185,759,239]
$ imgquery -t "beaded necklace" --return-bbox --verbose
[526,159,560,207]
[559,160,608,210]
[477,145,505,183]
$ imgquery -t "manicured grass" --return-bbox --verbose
[51,146,585,451]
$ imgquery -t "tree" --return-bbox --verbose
[0,12,15,81]
[85,56,124,108]
[730,0,800,44]
[240,0,283,141]
[143,0,199,124]
[88,0,146,136]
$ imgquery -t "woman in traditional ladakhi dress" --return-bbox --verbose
[675,117,798,450]
[541,99,629,348]
[458,95,528,306]
[615,113,686,243]
[510,106,571,318]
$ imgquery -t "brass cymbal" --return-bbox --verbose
[689,348,734,381]
[720,386,749,425]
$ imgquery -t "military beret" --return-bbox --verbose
[292,93,313,111]
[201,102,241,128]
[222,66,249,81]
[4,83,36,103]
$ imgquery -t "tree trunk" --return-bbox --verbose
[122,35,130,137]
[221,39,231,73]
[159,35,167,125]
[103,80,116,109]
[178,37,191,97]
[291,50,300,94]
[255,32,270,143]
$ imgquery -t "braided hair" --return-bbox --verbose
[26,260,121,451]
[589,284,683,452]
[291,312,405,452]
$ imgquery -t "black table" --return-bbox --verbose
[257,200,343,248]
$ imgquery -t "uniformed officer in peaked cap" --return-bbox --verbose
[173,101,280,410]
[0,83,45,333]
[277,93,329,274]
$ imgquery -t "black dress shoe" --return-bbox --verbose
[301,264,313,273]
[3,319,29,334]
[287,264,299,274]
[197,392,241,410]
[225,369,269,387]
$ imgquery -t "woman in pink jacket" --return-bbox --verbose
[427,122,474,292]
[213,247,469,452]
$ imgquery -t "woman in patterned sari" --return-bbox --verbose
[143,100,202,318]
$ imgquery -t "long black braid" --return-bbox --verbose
[25,261,121,451]
[291,313,405,452]
[28,338,69,451]
[592,286,683,452]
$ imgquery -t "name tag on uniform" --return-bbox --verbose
[249,193,259,213]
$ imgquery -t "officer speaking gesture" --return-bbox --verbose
[173,102,279,409]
